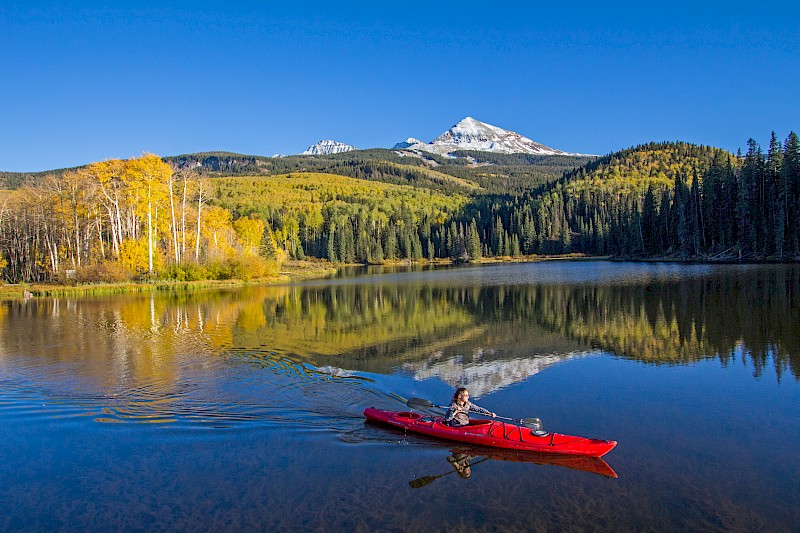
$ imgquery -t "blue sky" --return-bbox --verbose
[1,1,799,172]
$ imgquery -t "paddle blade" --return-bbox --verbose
[406,397,435,409]
[409,476,437,489]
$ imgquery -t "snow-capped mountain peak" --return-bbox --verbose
[392,137,425,149]
[399,117,572,156]
[301,139,357,156]
[433,117,565,155]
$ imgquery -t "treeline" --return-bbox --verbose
[3,134,798,283]
[187,136,800,267]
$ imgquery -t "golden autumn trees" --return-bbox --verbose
[233,216,265,255]
[84,159,127,258]
[124,153,171,273]
[0,154,276,283]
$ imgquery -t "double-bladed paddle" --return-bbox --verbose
[406,397,547,434]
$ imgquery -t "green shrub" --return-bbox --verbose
[204,260,232,280]
[162,262,208,281]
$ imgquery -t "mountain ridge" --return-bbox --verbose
[395,117,591,157]
[302,139,357,156]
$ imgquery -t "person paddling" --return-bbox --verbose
[443,387,496,427]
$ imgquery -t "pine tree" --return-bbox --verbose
[641,185,658,256]
[492,216,505,256]
[738,140,761,258]
[326,226,337,262]
[690,169,703,254]
[370,237,384,263]
[384,226,397,260]
[511,234,521,257]
[467,219,482,261]
[767,132,785,258]
[411,233,423,260]
[338,220,355,263]
[783,132,800,256]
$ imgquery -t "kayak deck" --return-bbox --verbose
[364,408,616,458]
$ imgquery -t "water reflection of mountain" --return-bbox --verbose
[229,284,587,394]
[401,353,583,397]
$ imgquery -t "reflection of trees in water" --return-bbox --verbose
[504,267,800,380]
[2,266,797,389]
[231,283,584,380]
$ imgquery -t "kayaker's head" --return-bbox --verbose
[452,387,469,405]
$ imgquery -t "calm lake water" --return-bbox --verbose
[1,261,799,532]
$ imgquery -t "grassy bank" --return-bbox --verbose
[0,260,339,300]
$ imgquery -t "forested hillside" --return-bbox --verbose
[1,133,797,284]
[164,149,593,195]
[212,173,470,263]
[206,135,798,264]
[2,149,590,196]
[442,135,796,261]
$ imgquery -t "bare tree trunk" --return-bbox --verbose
[148,191,154,273]
[181,171,188,261]
[195,178,206,262]
[169,174,179,264]
[97,214,105,259]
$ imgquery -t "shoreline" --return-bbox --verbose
[0,255,596,300]
[3,253,795,300]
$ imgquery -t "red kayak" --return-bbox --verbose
[364,407,617,458]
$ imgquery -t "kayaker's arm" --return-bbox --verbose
[468,402,497,418]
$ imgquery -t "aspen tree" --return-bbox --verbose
[124,154,172,273]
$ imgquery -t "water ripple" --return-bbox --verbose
[0,346,401,434]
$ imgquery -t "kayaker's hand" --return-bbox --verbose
[490,412,496,418]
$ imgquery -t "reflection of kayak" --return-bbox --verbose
[363,408,617,458]
[448,445,618,478]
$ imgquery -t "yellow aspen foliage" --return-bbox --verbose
[119,238,154,274]
[201,205,235,259]
[233,216,265,255]
[124,154,172,272]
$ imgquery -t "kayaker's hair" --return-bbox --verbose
[452,387,468,403]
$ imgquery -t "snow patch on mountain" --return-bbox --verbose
[301,139,357,156]
[399,117,582,156]
[393,137,425,149]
